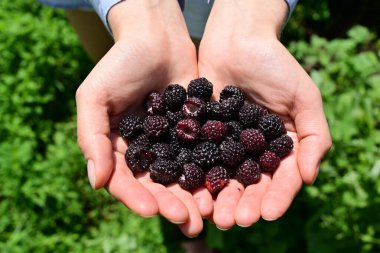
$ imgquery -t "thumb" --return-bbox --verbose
[76,86,114,189]
[293,84,332,184]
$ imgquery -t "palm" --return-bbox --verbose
[198,37,331,228]
[76,37,211,236]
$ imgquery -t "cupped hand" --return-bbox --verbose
[198,0,332,229]
[75,0,212,237]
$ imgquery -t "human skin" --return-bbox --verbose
[75,0,210,237]
[198,0,332,229]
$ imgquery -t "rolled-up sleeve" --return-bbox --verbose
[285,0,299,17]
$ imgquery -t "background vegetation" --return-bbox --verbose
[1,0,379,252]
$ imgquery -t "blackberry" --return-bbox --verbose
[258,150,280,173]
[205,166,229,194]
[236,159,261,186]
[176,119,201,142]
[145,92,166,115]
[225,121,243,141]
[192,142,221,168]
[239,104,267,128]
[188,77,213,101]
[164,128,182,155]
[119,115,143,139]
[240,129,267,154]
[258,114,286,140]
[150,159,182,185]
[164,84,187,111]
[125,144,155,174]
[129,134,150,148]
[206,101,224,121]
[220,85,245,106]
[143,115,169,138]
[269,135,294,158]
[150,142,175,160]
[201,120,226,143]
[175,148,193,167]
[166,110,184,126]
[178,163,205,192]
[219,140,245,167]
[221,97,243,121]
[181,97,206,120]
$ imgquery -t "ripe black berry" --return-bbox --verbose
[192,142,221,168]
[239,104,267,128]
[181,97,206,120]
[150,142,175,160]
[236,159,261,186]
[206,101,224,121]
[175,148,193,167]
[143,115,169,138]
[205,166,229,194]
[145,92,166,115]
[269,135,294,158]
[150,159,182,185]
[221,97,243,121]
[219,140,245,167]
[225,121,243,141]
[188,77,213,101]
[125,144,155,174]
[258,150,280,173]
[201,120,226,143]
[178,163,205,192]
[258,114,286,140]
[240,129,267,154]
[164,84,187,111]
[119,115,143,139]
[166,110,184,126]
[220,85,245,106]
[176,118,201,142]
[129,134,150,148]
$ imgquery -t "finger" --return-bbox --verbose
[260,154,302,221]
[168,185,204,238]
[193,187,214,218]
[107,152,159,217]
[293,84,332,184]
[110,131,128,153]
[76,85,114,189]
[139,179,189,224]
[213,180,244,230]
[234,174,271,227]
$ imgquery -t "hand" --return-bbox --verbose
[75,0,210,237]
[198,0,332,229]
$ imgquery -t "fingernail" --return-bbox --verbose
[216,226,228,231]
[169,220,186,225]
[237,223,251,228]
[87,160,96,189]
[311,162,321,184]
[187,234,199,239]
[141,214,156,218]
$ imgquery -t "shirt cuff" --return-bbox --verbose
[86,0,124,34]
[285,0,298,18]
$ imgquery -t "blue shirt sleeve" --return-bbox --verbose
[87,0,299,35]
[285,0,299,17]
[86,0,123,34]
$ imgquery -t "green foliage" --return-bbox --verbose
[207,26,380,253]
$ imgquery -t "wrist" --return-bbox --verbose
[108,0,188,41]
[209,0,288,39]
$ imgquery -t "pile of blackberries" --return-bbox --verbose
[119,78,293,195]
